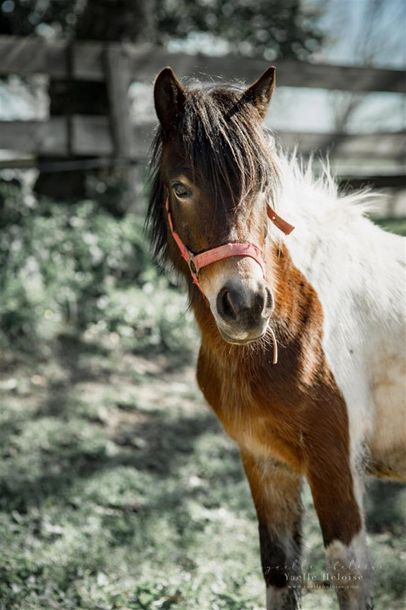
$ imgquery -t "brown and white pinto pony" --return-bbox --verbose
[148,66,406,610]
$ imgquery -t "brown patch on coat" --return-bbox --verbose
[196,243,362,547]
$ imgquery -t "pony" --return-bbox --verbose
[147,65,406,610]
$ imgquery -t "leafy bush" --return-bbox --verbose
[0,181,196,355]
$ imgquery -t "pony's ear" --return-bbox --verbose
[154,67,186,129]
[240,66,276,120]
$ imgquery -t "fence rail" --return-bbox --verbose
[1,118,405,162]
[0,35,405,192]
[1,36,405,93]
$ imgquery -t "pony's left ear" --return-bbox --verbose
[154,66,186,131]
[241,66,276,120]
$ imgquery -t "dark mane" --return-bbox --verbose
[147,83,278,263]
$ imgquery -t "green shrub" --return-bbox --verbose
[0,181,195,356]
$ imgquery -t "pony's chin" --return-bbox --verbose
[218,329,266,346]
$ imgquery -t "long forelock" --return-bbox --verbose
[147,84,279,263]
[180,87,276,208]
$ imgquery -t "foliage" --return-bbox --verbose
[0,181,195,356]
[0,0,324,60]
[157,0,323,60]
[0,0,82,36]
[0,340,404,610]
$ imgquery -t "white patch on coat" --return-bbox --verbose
[326,531,370,576]
[369,339,406,474]
[272,152,406,479]
[325,531,372,608]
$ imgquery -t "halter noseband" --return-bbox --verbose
[165,196,294,293]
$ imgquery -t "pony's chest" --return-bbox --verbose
[216,374,303,469]
[197,350,305,469]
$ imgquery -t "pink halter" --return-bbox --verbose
[165,197,294,294]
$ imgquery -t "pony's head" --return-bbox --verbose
[148,66,280,345]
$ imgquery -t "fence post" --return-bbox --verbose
[103,44,133,159]
[103,43,143,213]
[34,41,109,200]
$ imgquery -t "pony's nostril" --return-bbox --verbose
[224,290,238,320]
[218,287,238,321]
[253,290,265,315]
[217,283,271,325]
[265,287,273,311]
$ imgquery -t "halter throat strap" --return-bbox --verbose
[267,207,295,235]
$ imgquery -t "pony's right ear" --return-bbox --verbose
[240,66,276,120]
[154,67,186,129]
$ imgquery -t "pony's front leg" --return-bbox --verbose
[307,457,372,610]
[241,450,303,610]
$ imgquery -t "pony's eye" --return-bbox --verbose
[172,182,192,199]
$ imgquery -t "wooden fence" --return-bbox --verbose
[0,35,405,189]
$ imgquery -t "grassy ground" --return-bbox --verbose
[0,330,405,610]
